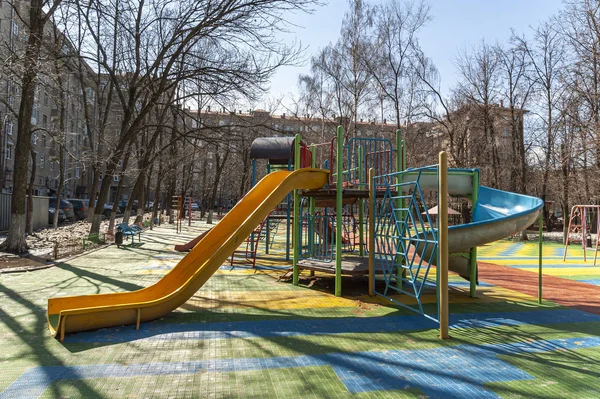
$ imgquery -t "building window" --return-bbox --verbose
[43,93,49,106]
[40,155,45,169]
[113,175,119,182]
[50,161,54,171]
[42,115,47,127]
[6,120,13,135]
[42,134,46,147]
[75,167,80,178]
[31,132,38,145]
[12,20,18,36]
[6,144,12,159]
[85,87,95,101]
[31,106,39,125]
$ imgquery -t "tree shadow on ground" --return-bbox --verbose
[56,262,144,292]
[0,282,105,398]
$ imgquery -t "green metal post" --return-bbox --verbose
[395,129,406,285]
[265,161,271,254]
[309,146,316,276]
[335,126,343,296]
[358,145,365,257]
[292,134,302,286]
[469,170,479,298]
[369,168,375,296]
[539,211,543,304]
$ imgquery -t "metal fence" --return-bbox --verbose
[0,193,49,232]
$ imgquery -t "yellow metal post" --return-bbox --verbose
[438,151,449,339]
[368,168,375,296]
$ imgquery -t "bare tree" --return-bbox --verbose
[560,0,600,200]
[455,40,503,186]
[413,50,470,167]
[1,0,64,252]
[515,22,566,227]
[299,0,373,137]
[497,41,535,194]
[365,0,431,129]
[61,0,318,235]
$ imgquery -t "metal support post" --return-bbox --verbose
[309,145,316,276]
[293,134,302,286]
[469,170,479,298]
[539,211,543,304]
[335,126,343,297]
[438,152,449,339]
[396,129,406,282]
[358,145,364,257]
[368,168,375,296]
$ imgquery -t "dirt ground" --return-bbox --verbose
[0,211,220,271]
[0,215,141,270]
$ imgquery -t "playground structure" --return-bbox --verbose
[47,169,328,341]
[276,127,544,323]
[564,205,600,265]
[47,125,544,341]
[248,137,314,261]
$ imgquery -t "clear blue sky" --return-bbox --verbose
[268,0,565,111]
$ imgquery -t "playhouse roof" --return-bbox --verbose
[423,205,461,215]
[249,137,296,164]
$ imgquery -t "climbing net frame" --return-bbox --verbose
[371,164,445,324]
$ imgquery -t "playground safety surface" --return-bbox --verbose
[1,222,599,398]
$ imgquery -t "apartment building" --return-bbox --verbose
[0,1,105,200]
[194,108,398,145]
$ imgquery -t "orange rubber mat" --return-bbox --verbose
[478,261,600,315]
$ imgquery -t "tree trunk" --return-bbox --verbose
[53,145,65,228]
[90,156,120,234]
[152,132,164,225]
[561,143,569,244]
[87,167,100,222]
[123,175,142,224]
[134,172,146,224]
[200,157,208,219]
[26,150,37,235]
[541,91,553,231]
[0,0,48,253]
[208,145,230,214]
[167,175,176,224]
[108,148,131,232]
[239,151,250,199]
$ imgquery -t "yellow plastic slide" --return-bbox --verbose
[48,168,328,341]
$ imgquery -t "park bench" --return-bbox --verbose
[117,222,143,245]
